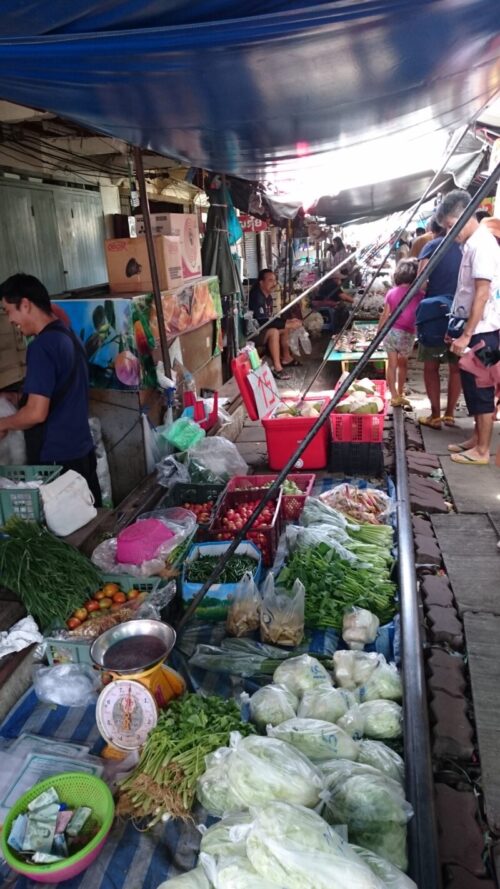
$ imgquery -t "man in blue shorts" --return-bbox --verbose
[0,274,102,504]
[437,191,500,466]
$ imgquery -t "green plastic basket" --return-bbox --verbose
[0,464,62,523]
[0,772,115,882]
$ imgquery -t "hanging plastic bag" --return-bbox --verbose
[0,397,27,465]
[338,700,403,740]
[246,684,298,730]
[89,417,112,507]
[342,608,380,650]
[187,437,248,484]
[166,417,206,451]
[226,572,261,637]
[156,454,190,490]
[260,575,305,647]
[273,654,332,698]
[298,327,312,355]
[142,412,162,474]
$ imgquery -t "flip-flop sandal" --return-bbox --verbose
[418,416,442,429]
[272,369,291,380]
[448,442,474,453]
[283,359,302,367]
[442,416,456,427]
[450,452,489,465]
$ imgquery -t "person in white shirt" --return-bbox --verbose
[437,190,500,465]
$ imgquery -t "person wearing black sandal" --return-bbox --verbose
[249,269,300,379]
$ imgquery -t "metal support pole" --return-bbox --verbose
[393,408,441,889]
[133,146,172,379]
[177,161,500,632]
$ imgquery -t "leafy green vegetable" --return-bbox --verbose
[357,740,405,785]
[157,869,210,889]
[351,846,417,889]
[118,693,253,825]
[186,554,256,584]
[297,686,354,723]
[352,822,408,872]
[273,654,332,697]
[268,718,359,762]
[199,812,253,858]
[227,733,323,808]
[0,517,101,630]
[338,701,403,740]
[248,684,298,730]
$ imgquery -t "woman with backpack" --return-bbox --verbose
[415,224,463,429]
[378,258,425,407]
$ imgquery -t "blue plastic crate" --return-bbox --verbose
[182,540,263,621]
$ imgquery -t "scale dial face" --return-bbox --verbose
[96,679,158,751]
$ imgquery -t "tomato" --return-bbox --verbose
[112,591,127,604]
[102,582,120,596]
[127,588,141,600]
[66,617,81,630]
[93,589,106,600]
[99,597,112,609]
[74,607,88,622]
[84,600,100,613]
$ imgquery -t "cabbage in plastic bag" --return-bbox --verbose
[245,802,387,889]
[338,701,403,740]
[356,661,403,703]
[200,854,279,889]
[273,654,332,698]
[297,686,354,723]
[227,732,323,808]
[332,651,381,690]
[268,718,359,762]
[199,812,253,859]
[351,845,417,889]
[321,765,413,829]
[196,747,244,817]
[248,684,298,731]
[157,867,210,889]
[352,822,408,872]
[357,740,405,785]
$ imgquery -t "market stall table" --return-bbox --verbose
[324,321,388,375]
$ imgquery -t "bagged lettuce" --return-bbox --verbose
[273,654,332,698]
[227,732,323,808]
[351,845,417,888]
[245,802,387,889]
[200,812,253,858]
[297,686,354,723]
[357,740,405,785]
[321,764,413,828]
[196,747,243,817]
[200,854,279,889]
[268,718,359,762]
[353,822,408,871]
[332,651,381,690]
[247,684,298,731]
[157,868,211,889]
[356,661,403,703]
[338,701,403,740]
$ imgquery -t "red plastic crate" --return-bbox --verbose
[226,474,316,522]
[330,380,387,443]
[208,486,283,566]
[262,398,329,471]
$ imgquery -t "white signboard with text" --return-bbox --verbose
[247,363,281,418]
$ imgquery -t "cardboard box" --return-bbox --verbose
[105,235,183,293]
[133,213,202,280]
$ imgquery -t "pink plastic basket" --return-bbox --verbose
[330,380,387,443]
[225,474,316,521]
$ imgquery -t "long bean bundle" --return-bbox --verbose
[118,693,254,825]
[0,517,101,629]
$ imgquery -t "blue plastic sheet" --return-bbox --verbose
[0,2,497,178]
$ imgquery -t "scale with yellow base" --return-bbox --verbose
[90,619,185,758]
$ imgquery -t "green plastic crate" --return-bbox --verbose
[44,573,161,666]
[0,464,62,523]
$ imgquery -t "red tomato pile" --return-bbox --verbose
[66,582,142,629]
[213,500,276,564]
[182,501,214,524]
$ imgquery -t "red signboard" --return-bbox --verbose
[240,214,268,233]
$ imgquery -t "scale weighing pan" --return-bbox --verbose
[90,619,176,675]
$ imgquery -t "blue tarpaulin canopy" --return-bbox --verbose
[0,1,497,180]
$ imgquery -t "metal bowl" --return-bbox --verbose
[90,619,176,674]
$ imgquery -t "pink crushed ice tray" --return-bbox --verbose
[116,518,174,564]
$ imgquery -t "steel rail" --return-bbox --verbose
[177,160,500,633]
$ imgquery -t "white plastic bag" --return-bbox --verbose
[196,747,244,817]
[91,507,196,576]
[226,731,324,809]
[338,701,403,740]
[156,454,190,490]
[227,572,261,637]
[332,651,381,690]
[356,661,403,703]
[40,470,96,536]
[0,396,26,464]
[89,417,112,507]
[200,854,278,889]
[297,686,354,724]
[157,868,211,889]
[268,718,359,762]
[357,740,405,784]
[273,654,332,698]
[342,608,380,650]
[260,575,304,647]
[247,684,298,730]
[33,664,99,707]
[187,437,248,483]
[199,812,253,858]
[351,846,417,889]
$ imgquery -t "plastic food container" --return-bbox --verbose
[0,772,114,883]
[0,465,62,523]
[330,380,387,443]
[182,540,262,619]
[262,398,329,470]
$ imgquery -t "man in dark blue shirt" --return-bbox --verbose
[0,274,101,506]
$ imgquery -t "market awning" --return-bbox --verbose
[0,2,497,180]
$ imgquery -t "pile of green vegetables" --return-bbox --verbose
[186,553,256,584]
[278,543,396,629]
[117,693,254,824]
[0,518,101,630]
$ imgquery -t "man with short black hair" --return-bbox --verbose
[248,268,300,379]
[0,273,101,504]
[436,190,500,465]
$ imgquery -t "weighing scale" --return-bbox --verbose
[90,619,186,757]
